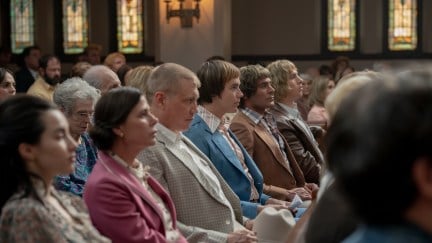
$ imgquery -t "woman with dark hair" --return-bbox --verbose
[84,87,187,243]
[0,95,109,242]
[0,68,16,100]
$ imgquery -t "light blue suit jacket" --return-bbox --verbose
[184,115,270,219]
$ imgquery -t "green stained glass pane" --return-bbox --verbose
[63,0,88,54]
[116,0,143,54]
[328,0,356,51]
[10,0,34,54]
[389,0,417,51]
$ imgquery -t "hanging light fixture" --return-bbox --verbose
[164,0,201,28]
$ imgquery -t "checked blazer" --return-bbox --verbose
[138,127,244,243]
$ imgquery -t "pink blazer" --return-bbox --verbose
[83,151,187,243]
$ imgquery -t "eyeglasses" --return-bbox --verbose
[72,111,94,122]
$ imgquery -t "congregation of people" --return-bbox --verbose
[0,44,432,243]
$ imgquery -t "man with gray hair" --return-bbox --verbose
[83,65,121,95]
[53,77,101,196]
[138,63,257,243]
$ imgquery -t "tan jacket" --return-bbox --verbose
[26,77,55,102]
[230,111,306,199]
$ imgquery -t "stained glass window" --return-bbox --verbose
[328,0,356,51]
[388,0,417,50]
[10,0,34,54]
[116,0,143,54]
[63,0,88,54]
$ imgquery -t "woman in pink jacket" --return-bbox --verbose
[84,87,187,243]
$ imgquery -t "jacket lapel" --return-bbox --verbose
[156,132,229,206]
[146,177,178,228]
[254,122,291,173]
[196,115,255,182]
[273,103,324,164]
[212,134,249,173]
[230,129,264,183]
[98,152,165,230]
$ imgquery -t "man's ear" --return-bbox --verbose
[412,158,432,199]
[18,143,36,162]
[154,91,166,107]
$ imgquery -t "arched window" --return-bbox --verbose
[62,0,88,54]
[388,0,417,50]
[10,0,34,53]
[327,0,356,51]
[116,0,143,54]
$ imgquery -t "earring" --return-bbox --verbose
[119,132,124,138]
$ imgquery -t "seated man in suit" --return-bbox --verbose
[230,64,317,201]
[138,63,257,243]
[184,60,290,219]
[15,45,41,93]
[267,60,324,184]
[27,54,61,102]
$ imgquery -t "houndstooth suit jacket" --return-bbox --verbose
[138,128,244,243]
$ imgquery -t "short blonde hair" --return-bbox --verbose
[125,65,154,93]
[70,61,92,78]
[146,63,200,104]
[325,71,383,119]
[103,52,126,70]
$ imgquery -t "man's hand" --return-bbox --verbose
[227,229,258,243]
[265,197,288,206]
[287,187,312,200]
[304,183,319,194]
[244,219,254,230]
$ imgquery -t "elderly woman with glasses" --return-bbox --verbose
[53,77,101,196]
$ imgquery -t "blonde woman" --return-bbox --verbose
[103,52,126,72]
[124,65,154,92]
[307,76,335,128]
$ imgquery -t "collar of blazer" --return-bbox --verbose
[194,115,248,176]
[97,151,171,230]
[155,131,233,206]
[239,111,292,174]
[272,103,299,122]
[272,104,310,137]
